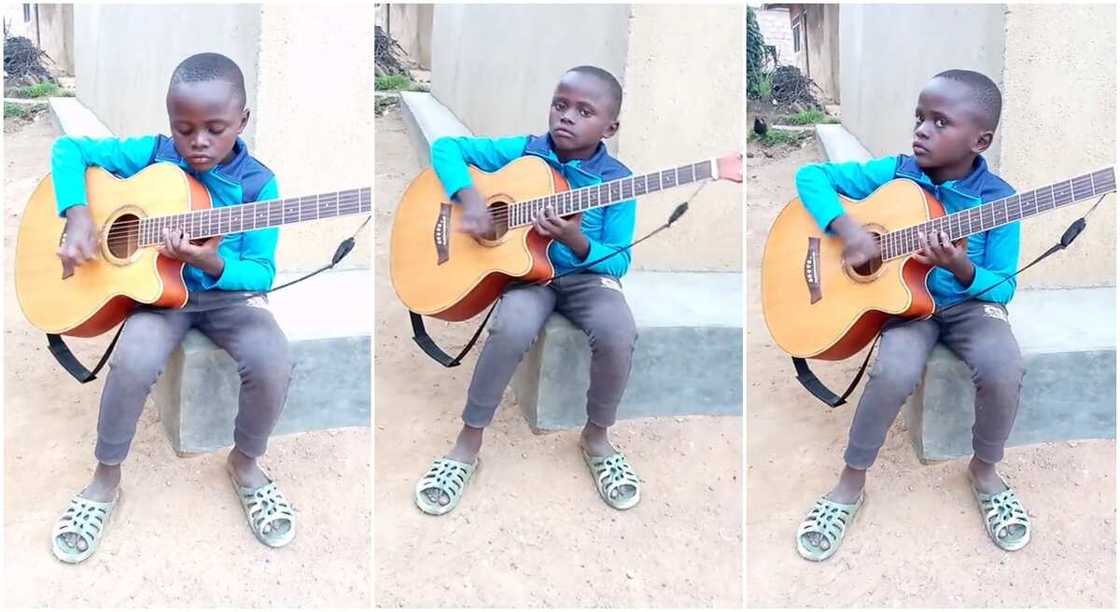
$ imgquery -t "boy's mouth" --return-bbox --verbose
[553,127,575,139]
[912,141,930,156]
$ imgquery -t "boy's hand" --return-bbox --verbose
[914,230,974,285]
[829,214,879,268]
[455,187,495,238]
[533,206,589,259]
[158,228,225,278]
[57,205,98,279]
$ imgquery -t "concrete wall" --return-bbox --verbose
[377,3,432,69]
[754,6,796,67]
[429,4,742,272]
[838,4,1007,167]
[617,4,743,271]
[72,4,262,145]
[999,4,1116,288]
[430,4,631,145]
[2,4,74,76]
[802,4,839,103]
[70,4,372,273]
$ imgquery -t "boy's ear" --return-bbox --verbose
[972,129,993,154]
[237,108,251,133]
[602,119,620,139]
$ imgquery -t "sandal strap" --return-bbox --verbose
[237,481,295,535]
[797,496,861,547]
[587,452,640,499]
[978,487,1031,534]
[417,457,475,498]
[53,495,114,544]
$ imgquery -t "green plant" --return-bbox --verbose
[9,81,59,98]
[778,109,838,125]
[747,7,766,99]
[749,128,810,148]
[756,73,773,102]
[375,74,413,91]
[4,102,28,118]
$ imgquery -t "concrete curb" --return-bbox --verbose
[814,123,871,163]
[48,96,112,138]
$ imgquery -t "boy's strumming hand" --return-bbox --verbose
[456,187,495,239]
[57,205,98,279]
[914,230,975,285]
[533,206,589,259]
[830,214,879,268]
[158,228,226,278]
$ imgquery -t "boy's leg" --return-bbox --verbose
[832,316,940,501]
[554,274,637,456]
[195,299,292,490]
[938,301,1024,494]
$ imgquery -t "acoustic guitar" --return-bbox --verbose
[15,162,371,337]
[761,167,1116,360]
[390,153,743,321]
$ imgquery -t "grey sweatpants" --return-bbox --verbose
[844,300,1024,469]
[95,292,292,465]
[463,273,637,429]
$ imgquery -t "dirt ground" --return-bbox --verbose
[3,115,370,607]
[373,108,743,608]
[744,143,1116,607]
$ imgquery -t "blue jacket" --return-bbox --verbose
[430,133,636,278]
[795,154,1019,307]
[51,135,279,292]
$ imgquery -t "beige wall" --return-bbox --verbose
[754,6,796,67]
[430,4,631,144]
[838,4,1007,167]
[378,3,432,69]
[35,4,74,75]
[430,4,742,272]
[999,4,1116,288]
[254,5,374,271]
[802,4,839,104]
[71,4,372,273]
[617,4,743,271]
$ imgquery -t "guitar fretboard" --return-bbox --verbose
[879,167,1116,260]
[132,188,371,247]
[506,160,715,227]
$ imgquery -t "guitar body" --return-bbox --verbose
[761,179,943,360]
[15,163,209,336]
[390,156,568,321]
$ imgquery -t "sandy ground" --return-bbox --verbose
[3,115,370,608]
[372,108,743,608]
[744,143,1116,607]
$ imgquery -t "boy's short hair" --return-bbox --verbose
[933,69,1002,131]
[567,65,623,119]
[169,52,247,108]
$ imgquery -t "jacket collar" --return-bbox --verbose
[524,133,623,180]
[155,136,252,185]
[896,154,991,199]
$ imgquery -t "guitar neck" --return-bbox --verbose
[880,167,1116,260]
[506,158,718,228]
[136,187,371,247]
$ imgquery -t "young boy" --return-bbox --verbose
[50,53,295,563]
[793,69,1030,560]
[414,66,641,514]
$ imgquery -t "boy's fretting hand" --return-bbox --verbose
[829,214,879,268]
[158,228,226,278]
[533,206,589,260]
[455,187,495,238]
[57,205,98,279]
[914,230,975,285]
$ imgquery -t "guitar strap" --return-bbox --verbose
[47,215,371,383]
[411,201,693,367]
[793,194,1105,407]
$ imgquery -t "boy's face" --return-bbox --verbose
[548,71,620,158]
[166,80,249,172]
[911,77,993,172]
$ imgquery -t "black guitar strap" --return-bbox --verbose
[793,195,1104,407]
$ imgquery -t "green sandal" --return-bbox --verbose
[415,457,478,515]
[581,449,641,510]
[796,492,865,561]
[51,490,120,564]
[228,470,296,548]
[971,472,1031,551]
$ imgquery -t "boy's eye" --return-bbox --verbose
[579,108,592,118]
[208,127,225,135]
[935,118,947,128]
[553,101,566,111]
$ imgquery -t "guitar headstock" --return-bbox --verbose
[715,152,743,183]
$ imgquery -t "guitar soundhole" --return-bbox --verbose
[849,231,884,278]
[481,201,510,242]
[106,213,142,259]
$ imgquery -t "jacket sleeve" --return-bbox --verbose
[430,135,529,199]
[963,215,1020,304]
[201,177,280,292]
[794,155,898,232]
[50,135,159,216]
[580,197,637,277]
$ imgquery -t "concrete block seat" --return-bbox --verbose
[154,268,371,454]
[903,287,1116,461]
[510,271,743,430]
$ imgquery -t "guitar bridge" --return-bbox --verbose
[805,237,822,304]
[434,203,451,265]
